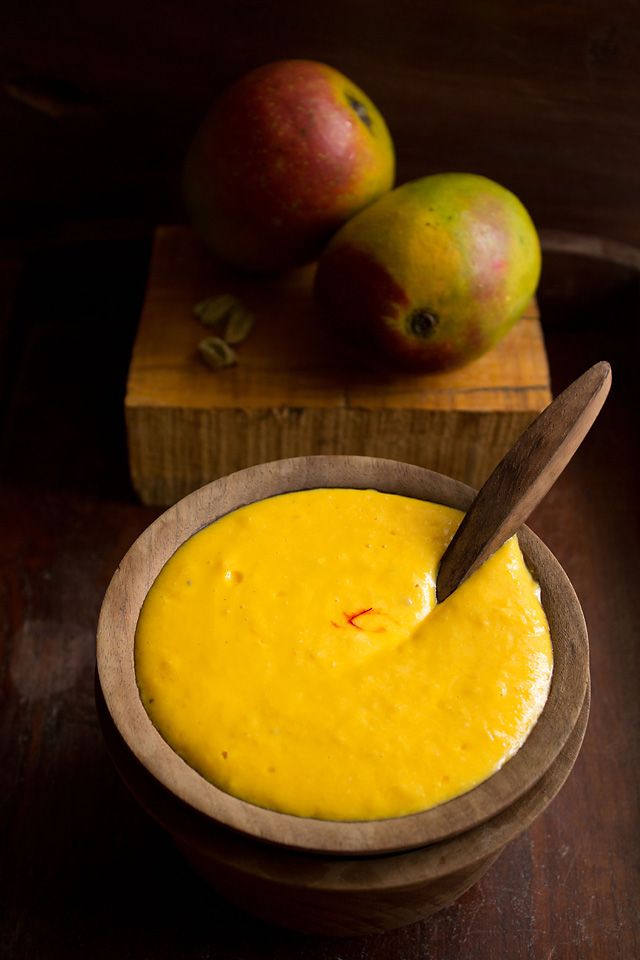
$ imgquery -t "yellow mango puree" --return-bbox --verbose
[135,489,552,820]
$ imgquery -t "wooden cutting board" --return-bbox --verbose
[126,227,551,505]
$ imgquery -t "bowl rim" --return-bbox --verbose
[96,455,589,856]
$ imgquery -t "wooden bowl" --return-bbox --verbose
[96,456,589,930]
[96,676,589,936]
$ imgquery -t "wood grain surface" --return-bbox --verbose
[1,232,638,957]
[126,227,551,504]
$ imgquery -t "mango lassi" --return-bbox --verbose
[135,489,552,821]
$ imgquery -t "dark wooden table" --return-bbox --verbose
[1,230,638,958]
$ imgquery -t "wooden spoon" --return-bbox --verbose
[436,360,612,603]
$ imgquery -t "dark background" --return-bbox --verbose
[1,0,639,243]
[1,2,639,958]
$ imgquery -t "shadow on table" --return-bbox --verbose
[4,705,498,959]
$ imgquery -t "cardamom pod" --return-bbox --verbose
[197,336,237,370]
[193,294,239,327]
[224,304,254,345]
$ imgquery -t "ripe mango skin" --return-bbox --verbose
[184,60,395,273]
[314,173,541,372]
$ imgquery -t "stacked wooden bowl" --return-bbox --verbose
[96,457,589,936]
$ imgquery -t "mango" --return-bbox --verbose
[184,60,395,273]
[314,173,541,372]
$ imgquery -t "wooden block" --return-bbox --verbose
[126,227,552,505]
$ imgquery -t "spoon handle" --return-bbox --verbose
[436,360,612,603]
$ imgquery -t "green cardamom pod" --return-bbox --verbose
[224,304,254,345]
[197,336,237,370]
[193,294,239,327]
